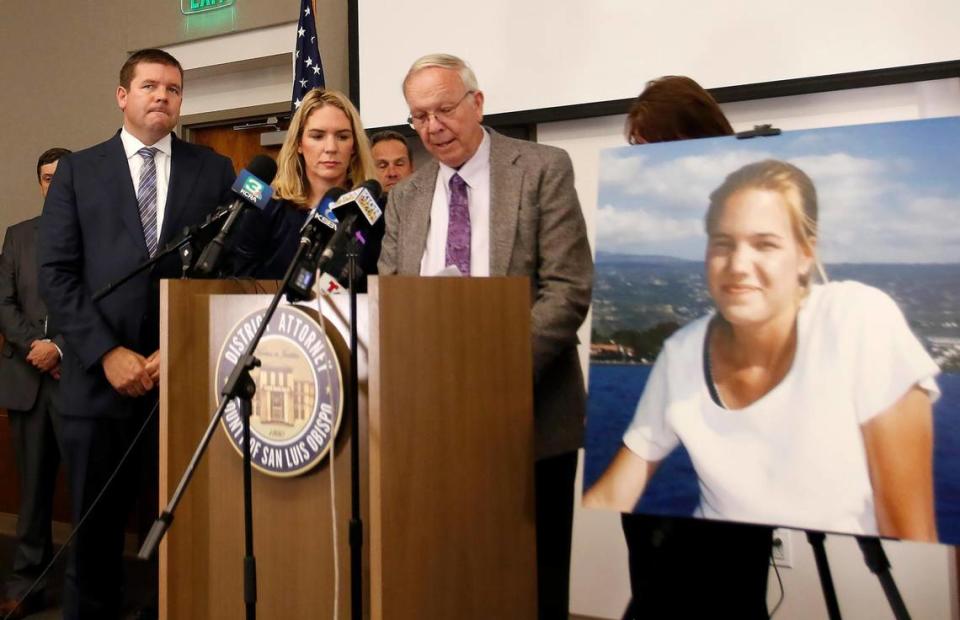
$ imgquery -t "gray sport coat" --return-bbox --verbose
[379,129,594,458]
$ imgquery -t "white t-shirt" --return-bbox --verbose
[622,281,941,535]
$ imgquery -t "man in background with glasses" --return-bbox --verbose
[379,53,593,619]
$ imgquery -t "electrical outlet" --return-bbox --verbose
[771,528,793,568]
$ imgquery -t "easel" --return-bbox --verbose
[805,532,911,619]
[608,124,923,620]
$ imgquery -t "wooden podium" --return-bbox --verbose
[157,276,537,619]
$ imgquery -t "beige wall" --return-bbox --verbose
[0,0,348,244]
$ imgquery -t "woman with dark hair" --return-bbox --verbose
[625,75,733,145]
[602,76,773,619]
[232,88,379,280]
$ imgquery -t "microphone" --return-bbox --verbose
[325,214,386,290]
[284,187,347,302]
[316,180,383,273]
[194,155,278,276]
[299,186,346,243]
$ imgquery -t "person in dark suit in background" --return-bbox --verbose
[379,53,593,619]
[38,49,235,619]
[0,147,71,620]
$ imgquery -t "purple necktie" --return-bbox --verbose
[446,173,471,275]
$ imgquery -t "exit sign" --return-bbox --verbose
[181,0,235,14]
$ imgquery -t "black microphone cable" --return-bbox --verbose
[1,399,159,620]
[768,543,786,618]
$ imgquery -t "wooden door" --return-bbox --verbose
[188,122,287,173]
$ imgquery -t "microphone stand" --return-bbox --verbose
[138,236,317,620]
[345,237,364,620]
[92,210,229,300]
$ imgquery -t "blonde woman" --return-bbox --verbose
[234,88,377,279]
[586,160,940,541]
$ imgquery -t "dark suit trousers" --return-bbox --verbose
[535,450,578,620]
[5,375,62,601]
[58,401,154,620]
[621,514,772,619]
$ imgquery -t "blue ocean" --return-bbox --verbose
[584,364,960,543]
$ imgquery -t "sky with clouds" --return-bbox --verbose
[596,116,960,263]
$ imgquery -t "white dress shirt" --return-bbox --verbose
[420,129,491,277]
[120,127,172,245]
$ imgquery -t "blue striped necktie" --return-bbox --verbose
[137,147,159,257]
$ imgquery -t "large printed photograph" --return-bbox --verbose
[582,117,960,543]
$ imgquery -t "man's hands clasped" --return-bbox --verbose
[102,346,160,397]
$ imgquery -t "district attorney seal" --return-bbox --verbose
[215,304,344,477]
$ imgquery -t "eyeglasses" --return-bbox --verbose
[407,91,474,130]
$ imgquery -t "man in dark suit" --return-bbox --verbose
[378,53,593,620]
[0,148,71,619]
[38,49,235,619]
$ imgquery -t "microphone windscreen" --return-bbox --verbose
[361,179,383,202]
[331,180,384,226]
[306,186,348,231]
[322,186,348,203]
[246,154,278,185]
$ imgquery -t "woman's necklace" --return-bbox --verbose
[707,312,802,410]
[705,318,729,409]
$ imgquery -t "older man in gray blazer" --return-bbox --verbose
[378,53,593,619]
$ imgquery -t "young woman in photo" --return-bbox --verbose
[586,159,940,542]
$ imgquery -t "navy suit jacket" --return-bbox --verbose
[38,132,235,419]
[0,217,65,411]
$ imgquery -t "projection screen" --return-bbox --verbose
[356,0,960,128]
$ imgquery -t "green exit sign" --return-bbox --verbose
[181,0,235,14]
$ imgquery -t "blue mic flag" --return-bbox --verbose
[231,169,275,210]
[293,0,325,111]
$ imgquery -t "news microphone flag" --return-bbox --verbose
[293,0,325,111]
[332,183,383,227]
[232,169,274,210]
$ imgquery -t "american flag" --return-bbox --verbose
[292,0,325,110]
